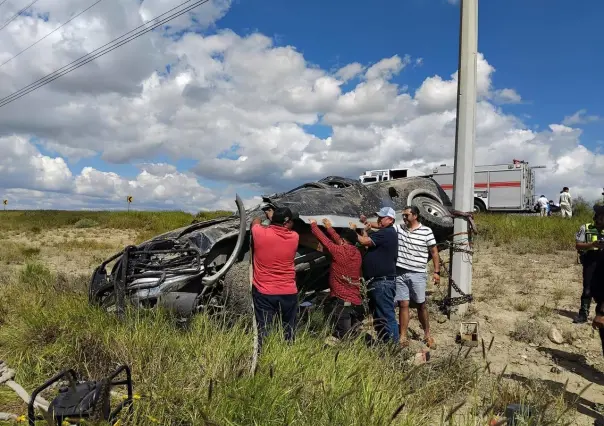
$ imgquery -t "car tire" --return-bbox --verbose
[222,260,253,318]
[411,195,453,240]
[473,199,486,213]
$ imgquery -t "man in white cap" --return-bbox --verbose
[356,206,399,344]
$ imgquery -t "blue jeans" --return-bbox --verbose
[252,286,298,353]
[367,277,399,343]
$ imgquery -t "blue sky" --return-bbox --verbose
[218,0,604,140]
[6,0,600,209]
[62,0,602,181]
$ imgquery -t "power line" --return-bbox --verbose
[0,0,42,32]
[0,0,103,69]
[0,0,10,9]
[0,0,210,109]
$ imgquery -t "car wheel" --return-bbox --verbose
[411,195,453,238]
[222,260,253,318]
[91,282,117,312]
[473,199,486,213]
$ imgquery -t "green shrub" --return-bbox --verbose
[573,195,594,218]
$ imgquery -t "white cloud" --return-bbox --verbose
[73,166,219,208]
[0,0,603,213]
[364,55,410,81]
[414,52,494,113]
[493,88,522,104]
[335,63,364,82]
[562,109,601,126]
[138,0,232,34]
[137,162,178,175]
[0,136,73,192]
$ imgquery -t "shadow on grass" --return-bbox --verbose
[553,308,578,321]
[537,347,604,387]
[506,372,604,424]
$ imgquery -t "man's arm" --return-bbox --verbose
[309,220,338,252]
[429,245,440,283]
[575,225,597,250]
[425,229,440,282]
[576,241,598,250]
[322,219,343,245]
[359,214,379,229]
[356,226,375,247]
[251,217,263,227]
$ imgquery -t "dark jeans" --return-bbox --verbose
[586,256,604,356]
[579,255,603,315]
[580,257,596,304]
[323,296,365,340]
[367,276,399,343]
[252,286,298,352]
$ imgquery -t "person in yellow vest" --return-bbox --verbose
[573,205,604,324]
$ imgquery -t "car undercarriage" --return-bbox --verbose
[88,175,455,318]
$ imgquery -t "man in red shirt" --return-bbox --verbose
[309,218,364,341]
[251,206,299,351]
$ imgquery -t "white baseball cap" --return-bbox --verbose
[376,206,396,219]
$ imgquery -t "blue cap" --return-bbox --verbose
[376,206,396,219]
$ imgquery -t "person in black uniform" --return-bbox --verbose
[573,205,604,324]
[574,205,604,355]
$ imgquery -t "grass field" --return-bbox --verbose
[0,208,599,425]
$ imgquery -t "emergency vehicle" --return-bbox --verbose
[358,168,426,184]
[359,160,546,213]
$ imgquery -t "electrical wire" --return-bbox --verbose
[0,0,206,106]
[0,0,210,109]
[0,0,103,69]
[0,0,41,32]
[0,0,10,9]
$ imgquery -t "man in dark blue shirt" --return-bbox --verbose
[355,206,399,344]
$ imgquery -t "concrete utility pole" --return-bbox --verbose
[449,0,478,317]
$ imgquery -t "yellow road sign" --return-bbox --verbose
[127,196,133,203]
[2,200,6,205]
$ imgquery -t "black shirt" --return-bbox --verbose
[362,225,398,279]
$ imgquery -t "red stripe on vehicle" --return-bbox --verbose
[440,181,521,190]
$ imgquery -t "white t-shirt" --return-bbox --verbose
[395,223,437,273]
[559,192,572,206]
[537,197,548,208]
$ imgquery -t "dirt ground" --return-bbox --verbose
[415,243,604,425]
[1,228,138,276]
[2,228,604,424]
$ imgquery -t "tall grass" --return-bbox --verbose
[0,263,572,425]
[0,210,232,235]
[1,208,593,247]
[474,212,592,253]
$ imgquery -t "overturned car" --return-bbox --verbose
[88,176,454,317]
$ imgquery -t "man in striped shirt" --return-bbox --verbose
[395,205,440,349]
